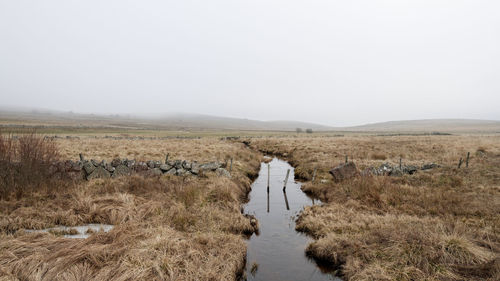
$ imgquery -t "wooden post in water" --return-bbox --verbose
[267,191,270,213]
[312,168,317,183]
[458,157,463,169]
[267,163,270,192]
[283,169,290,192]
[466,152,470,168]
[283,191,290,210]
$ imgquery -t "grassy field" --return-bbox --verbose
[0,135,262,281]
[249,135,500,280]
[1,129,499,280]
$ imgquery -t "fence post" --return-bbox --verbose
[345,155,348,164]
[312,168,317,183]
[465,152,470,168]
[458,158,463,169]
[267,163,270,192]
[165,153,170,164]
[283,169,290,191]
[79,153,84,161]
[399,157,402,170]
[283,191,290,210]
[230,158,233,172]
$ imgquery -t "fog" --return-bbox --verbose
[1,1,499,126]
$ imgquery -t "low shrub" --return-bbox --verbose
[0,132,60,198]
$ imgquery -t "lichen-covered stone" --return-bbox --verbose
[329,162,359,182]
[86,166,110,180]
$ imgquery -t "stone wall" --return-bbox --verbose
[56,156,231,180]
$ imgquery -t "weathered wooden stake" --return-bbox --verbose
[267,163,270,192]
[230,158,233,172]
[399,157,402,170]
[79,153,84,161]
[312,168,317,183]
[458,157,463,169]
[466,152,470,168]
[165,153,170,164]
[345,155,348,164]
[283,169,290,191]
[283,191,290,210]
[267,191,270,213]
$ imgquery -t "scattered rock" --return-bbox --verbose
[113,165,130,178]
[86,167,110,180]
[105,163,115,173]
[182,161,191,170]
[159,164,172,172]
[124,159,135,168]
[83,161,96,174]
[111,158,122,167]
[329,162,359,182]
[174,160,183,169]
[200,162,220,171]
[151,168,163,176]
[176,168,189,176]
[165,168,177,175]
[403,165,418,175]
[216,168,231,178]
[191,162,200,175]
[422,163,440,170]
[134,162,148,172]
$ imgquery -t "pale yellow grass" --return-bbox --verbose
[0,138,262,281]
[250,135,500,280]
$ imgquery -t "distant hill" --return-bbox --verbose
[346,119,500,133]
[1,107,498,133]
[0,108,334,131]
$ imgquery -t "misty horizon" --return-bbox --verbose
[1,1,499,127]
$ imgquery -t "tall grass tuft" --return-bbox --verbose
[0,131,60,198]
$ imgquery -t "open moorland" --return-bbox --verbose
[1,126,499,281]
[248,135,500,280]
[0,133,262,281]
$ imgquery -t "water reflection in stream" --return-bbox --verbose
[244,158,341,281]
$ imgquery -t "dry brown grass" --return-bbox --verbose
[0,132,61,199]
[250,135,500,280]
[54,137,250,163]
[0,137,262,280]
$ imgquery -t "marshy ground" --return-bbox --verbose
[0,132,499,280]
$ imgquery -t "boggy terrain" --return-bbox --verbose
[0,135,262,280]
[249,135,500,280]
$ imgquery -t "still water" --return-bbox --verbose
[244,158,341,281]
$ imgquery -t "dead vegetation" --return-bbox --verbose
[250,135,500,280]
[0,135,262,280]
[0,132,62,199]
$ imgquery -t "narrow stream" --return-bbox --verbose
[244,158,341,281]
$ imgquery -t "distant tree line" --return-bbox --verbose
[296,128,313,134]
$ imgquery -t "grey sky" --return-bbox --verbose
[1,0,499,126]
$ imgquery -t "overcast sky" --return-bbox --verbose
[0,1,499,126]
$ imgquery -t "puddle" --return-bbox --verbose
[25,224,114,239]
[244,158,341,281]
